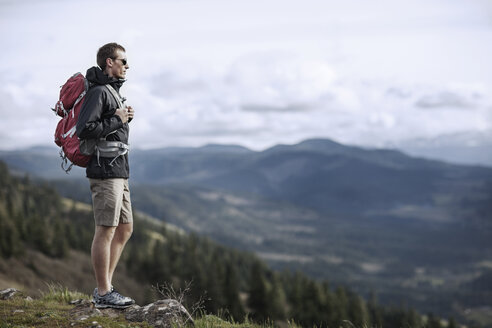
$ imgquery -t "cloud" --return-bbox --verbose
[102,50,492,151]
[149,69,211,98]
[0,72,58,150]
[241,103,315,113]
[226,55,338,111]
[415,89,481,110]
[1,49,491,153]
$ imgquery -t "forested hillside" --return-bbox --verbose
[0,160,460,327]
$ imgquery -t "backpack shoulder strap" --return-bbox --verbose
[104,84,125,109]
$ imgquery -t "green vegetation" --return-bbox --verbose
[40,283,89,304]
[1,298,73,328]
[0,161,468,327]
[0,290,151,328]
[0,289,301,328]
[0,285,290,328]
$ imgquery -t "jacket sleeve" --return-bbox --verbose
[76,87,123,139]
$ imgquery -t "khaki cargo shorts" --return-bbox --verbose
[89,178,133,227]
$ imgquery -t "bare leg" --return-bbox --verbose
[91,225,117,295]
[108,222,133,286]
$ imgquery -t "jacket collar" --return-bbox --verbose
[86,66,125,90]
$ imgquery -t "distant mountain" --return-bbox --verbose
[128,138,492,225]
[390,131,492,167]
[2,138,492,223]
[0,146,86,179]
[140,143,253,155]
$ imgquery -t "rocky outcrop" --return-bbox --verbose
[0,288,20,300]
[0,287,193,328]
[125,299,194,327]
[69,298,194,328]
[69,300,104,321]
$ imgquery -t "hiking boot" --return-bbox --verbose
[111,287,135,305]
[92,287,135,309]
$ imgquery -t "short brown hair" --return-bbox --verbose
[97,43,126,70]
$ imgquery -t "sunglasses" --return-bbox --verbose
[113,58,128,66]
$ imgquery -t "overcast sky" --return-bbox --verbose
[0,0,491,152]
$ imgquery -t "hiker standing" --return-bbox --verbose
[76,42,135,309]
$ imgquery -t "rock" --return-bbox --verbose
[69,299,85,305]
[0,288,20,300]
[69,300,102,321]
[124,304,145,322]
[125,299,194,328]
[90,321,102,328]
[68,298,193,328]
[25,296,33,302]
[70,299,193,328]
[99,307,123,318]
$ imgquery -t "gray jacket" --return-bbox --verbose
[76,66,130,179]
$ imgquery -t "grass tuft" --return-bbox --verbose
[40,282,89,304]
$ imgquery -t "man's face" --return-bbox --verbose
[108,49,129,79]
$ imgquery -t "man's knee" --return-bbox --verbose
[93,225,117,246]
[118,222,133,241]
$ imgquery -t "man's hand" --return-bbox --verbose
[115,107,129,123]
[127,106,134,121]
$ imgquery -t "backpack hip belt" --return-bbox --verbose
[80,138,130,167]
[96,140,130,167]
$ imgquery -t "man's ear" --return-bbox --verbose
[105,57,113,69]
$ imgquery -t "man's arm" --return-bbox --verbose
[76,88,125,139]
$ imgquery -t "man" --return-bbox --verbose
[76,42,135,309]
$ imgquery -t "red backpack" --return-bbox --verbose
[53,73,91,172]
